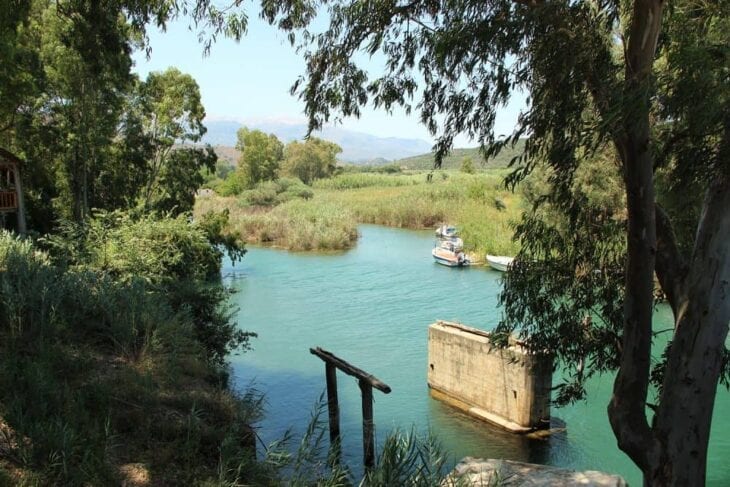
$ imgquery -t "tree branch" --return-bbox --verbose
[655,203,688,318]
[511,0,545,6]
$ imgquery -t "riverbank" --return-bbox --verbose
[0,216,259,485]
[195,170,522,257]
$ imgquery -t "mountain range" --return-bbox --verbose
[202,120,433,163]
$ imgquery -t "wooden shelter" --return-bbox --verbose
[0,148,27,235]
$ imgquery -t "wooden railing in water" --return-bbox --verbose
[0,191,17,211]
[310,347,391,469]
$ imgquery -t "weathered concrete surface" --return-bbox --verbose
[428,321,552,432]
[445,457,628,486]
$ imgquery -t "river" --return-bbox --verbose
[225,224,730,485]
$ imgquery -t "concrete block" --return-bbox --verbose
[427,321,552,432]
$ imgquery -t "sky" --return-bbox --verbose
[131,14,525,147]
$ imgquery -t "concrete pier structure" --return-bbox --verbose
[427,321,552,433]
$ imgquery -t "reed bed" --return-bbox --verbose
[196,196,358,251]
[195,171,522,256]
[312,172,424,190]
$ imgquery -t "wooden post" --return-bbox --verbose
[13,164,26,236]
[359,378,375,469]
[309,347,390,471]
[325,362,341,463]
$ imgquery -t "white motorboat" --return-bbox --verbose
[486,254,514,272]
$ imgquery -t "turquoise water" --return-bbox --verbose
[225,225,730,485]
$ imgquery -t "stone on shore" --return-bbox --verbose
[445,457,627,486]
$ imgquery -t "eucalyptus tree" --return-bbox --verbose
[137,68,211,210]
[251,0,729,484]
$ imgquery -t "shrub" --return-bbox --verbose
[237,178,315,207]
[41,211,254,366]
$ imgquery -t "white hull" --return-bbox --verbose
[486,255,514,272]
[433,248,470,267]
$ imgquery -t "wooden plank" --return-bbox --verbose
[359,379,375,469]
[325,362,341,460]
[310,347,391,393]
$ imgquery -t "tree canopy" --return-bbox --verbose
[282,137,341,184]
[235,128,285,186]
[0,2,226,225]
[256,0,730,483]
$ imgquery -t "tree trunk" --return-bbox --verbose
[650,178,730,485]
[607,0,665,477]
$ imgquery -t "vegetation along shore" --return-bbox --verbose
[197,170,522,258]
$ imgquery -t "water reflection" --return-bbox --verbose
[426,396,579,467]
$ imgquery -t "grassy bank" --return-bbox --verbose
[0,215,259,486]
[195,170,522,257]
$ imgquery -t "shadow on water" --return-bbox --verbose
[426,395,580,469]
[231,360,386,477]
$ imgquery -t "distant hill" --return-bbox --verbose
[212,145,239,166]
[395,140,526,170]
[203,120,432,163]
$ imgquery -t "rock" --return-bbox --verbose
[444,457,627,486]
[119,463,150,487]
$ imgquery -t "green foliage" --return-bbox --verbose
[41,211,253,366]
[239,178,314,207]
[215,159,235,180]
[216,169,250,196]
[460,157,475,174]
[137,68,213,212]
[1,5,220,227]
[196,209,247,265]
[0,216,258,484]
[313,172,421,190]
[282,137,342,184]
[149,146,218,214]
[239,199,358,251]
[210,396,457,487]
[361,429,452,487]
[340,163,402,174]
[235,128,284,187]
[497,153,626,404]
[197,171,519,255]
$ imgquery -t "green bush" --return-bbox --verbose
[41,212,254,366]
[242,185,279,206]
[237,178,315,207]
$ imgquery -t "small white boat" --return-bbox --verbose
[486,254,514,272]
[435,225,458,239]
[433,240,470,267]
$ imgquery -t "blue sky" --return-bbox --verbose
[132,14,525,147]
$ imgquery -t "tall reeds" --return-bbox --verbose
[196,171,521,256]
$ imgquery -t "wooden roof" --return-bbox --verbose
[0,148,23,167]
